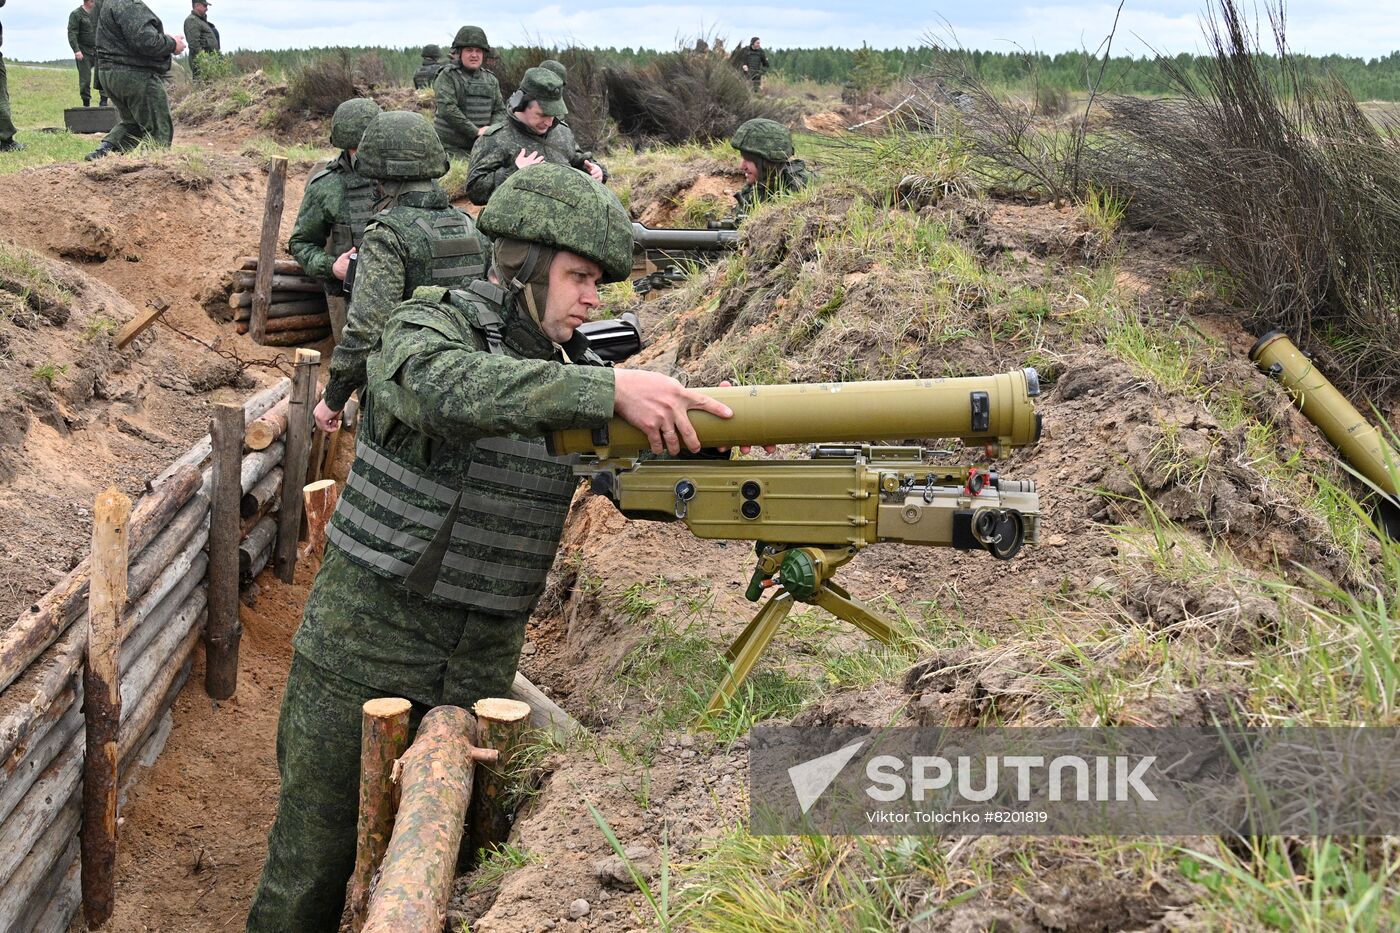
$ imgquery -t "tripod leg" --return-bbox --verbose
[810,584,899,646]
[705,593,794,719]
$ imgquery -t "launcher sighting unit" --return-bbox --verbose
[630,220,740,297]
[549,369,1045,716]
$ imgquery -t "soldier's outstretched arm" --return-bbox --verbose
[613,369,732,455]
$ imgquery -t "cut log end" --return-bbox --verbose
[364,697,412,719]
[472,698,531,725]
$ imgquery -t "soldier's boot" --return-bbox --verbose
[0,140,24,153]
[82,96,92,107]
[85,142,114,161]
[99,95,109,106]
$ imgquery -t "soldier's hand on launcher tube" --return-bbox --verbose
[717,380,776,455]
[613,369,732,457]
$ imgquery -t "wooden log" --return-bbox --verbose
[207,403,244,701]
[302,480,338,560]
[25,841,79,933]
[0,706,80,828]
[242,466,283,518]
[466,698,532,863]
[152,378,290,490]
[259,327,332,347]
[126,490,209,602]
[510,672,586,743]
[243,535,274,584]
[238,272,324,294]
[343,697,413,933]
[240,441,284,496]
[245,398,290,452]
[0,464,201,696]
[250,156,289,345]
[240,516,278,578]
[232,295,328,316]
[360,706,498,933]
[276,349,320,582]
[236,312,333,336]
[240,256,305,275]
[0,800,80,930]
[81,487,128,929]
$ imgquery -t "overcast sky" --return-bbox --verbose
[5,1,1399,62]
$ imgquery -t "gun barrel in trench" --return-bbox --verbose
[631,222,739,252]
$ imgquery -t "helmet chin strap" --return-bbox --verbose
[491,238,557,345]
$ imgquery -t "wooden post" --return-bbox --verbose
[81,486,130,929]
[249,156,289,345]
[360,707,498,933]
[343,698,413,933]
[206,403,244,700]
[301,479,338,560]
[306,428,327,485]
[466,698,532,863]
[275,348,320,582]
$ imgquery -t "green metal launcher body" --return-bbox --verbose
[551,370,1045,717]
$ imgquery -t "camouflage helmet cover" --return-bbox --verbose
[356,110,448,181]
[477,164,633,283]
[452,25,491,53]
[539,59,568,84]
[330,97,384,151]
[731,117,793,164]
[421,44,442,59]
[517,67,568,118]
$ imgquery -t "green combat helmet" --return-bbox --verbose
[356,111,449,181]
[539,59,568,85]
[452,25,492,53]
[731,117,794,164]
[517,68,568,117]
[478,164,632,283]
[422,44,442,59]
[330,98,384,151]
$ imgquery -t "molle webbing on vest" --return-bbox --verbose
[372,207,486,297]
[415,215,483,280]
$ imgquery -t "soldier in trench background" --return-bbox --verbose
[85,0,186,160]
[431,25,506,160]
[731,117,814,211]
[68,0,108,107]
[413,43,446,90]
[246,162,733,932]
[0,0,22,153]
[183,0,221,80]
[741,36,769,91]
[287,97,383,345]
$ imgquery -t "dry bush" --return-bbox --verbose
[605,51,793,147]
[1089,0,1400,393]
[282,53,358,118]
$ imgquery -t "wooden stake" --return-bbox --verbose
[466,698,532,863]
[360,707,497,933]
[249,157,288,345]
[275,349,320,582]
[244,397,290,451]
[206,403,244,700]
[343,697,413,933]
[114,298,171,350]
[306,427,328,485]
[509,672,585,743]
[81,486,129,929]
[301,480,338,560]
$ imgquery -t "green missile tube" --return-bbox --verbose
[1250,331,1398,498]
[550,369,1044,458]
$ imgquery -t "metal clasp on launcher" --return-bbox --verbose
[673,480,696,519]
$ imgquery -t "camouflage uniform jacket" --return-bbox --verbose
[323,185,489,411]
[465,114,596,205]
[432,64,506,154]
[96,0,175,73]
[413,57,445,90]
[743,46,770,75]
[287,150,377,290]
[68,5,97,55]
[736,158,814,211]
[310,283,614,626]
[183,10,219,73]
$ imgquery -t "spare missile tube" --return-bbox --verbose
[1250,332,1398,498]
[550,369,1044,458]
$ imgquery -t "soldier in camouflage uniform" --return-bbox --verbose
[0,0,22,153]
[69,1,108,107]
[413,44,446,90]
[183,0,220,80]
[741,36,769,91]
[313,110,490,432]
[432,25,506,160]
[287,98,382,344]
[86,0,185,160]
[731,117,814,211]
[502,59,608,186]
[246,163,732,932]
[466,67,605,206]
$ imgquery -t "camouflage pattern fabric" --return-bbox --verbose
[413,57,445,90]
[432,64,506,158]
[96,0,176,73]
[287,151,377,289]
[321,186,489,411]
[0,52,14,149]
[736,158,814,211]
[99,63,173,150]
[68,5,101,105]
[465,114,596,205]
[183,9,219,78]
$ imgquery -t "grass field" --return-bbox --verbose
[2,62,114,174]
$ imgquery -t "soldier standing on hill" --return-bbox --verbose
[246,163,730,931]
[69,1,108,107]
[742,36,769,91]
[86,0,185,160]
[465,67,605,205]
[183,0,220,80]
[312,110,491,433]
[731,117,814,210]
[287,98,382,345]
[432,25,506,160]
[413,43,446,89]
[0,0,21,153]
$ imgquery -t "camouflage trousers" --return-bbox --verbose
[76,51,103,106]
[100,64,172,152]
[246,546,529,932]
[0,55,16,146]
